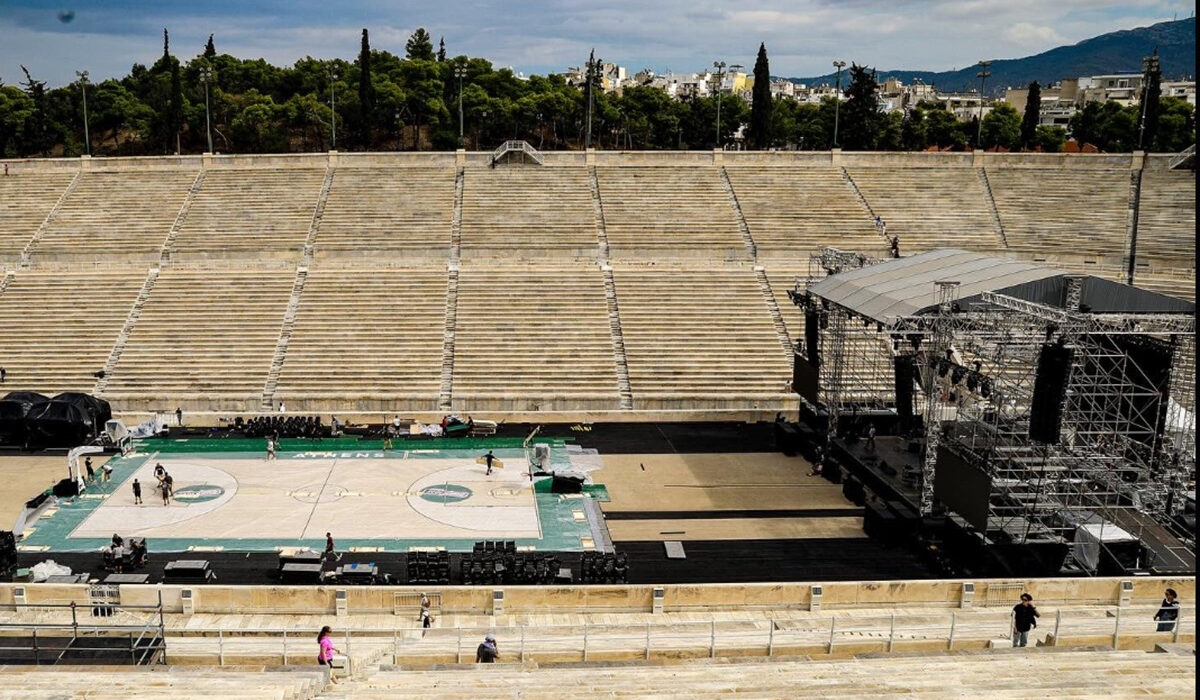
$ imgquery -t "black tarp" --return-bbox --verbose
[24,401,93,447]
[0,392,48,446]
[50,393,112,429]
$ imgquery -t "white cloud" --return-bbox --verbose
[1003,22,1066,46]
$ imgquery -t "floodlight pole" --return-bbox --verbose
[832,60,846,147]
[454,64,468,146]
[713,61,726,148]
[976,60,992,147]
[328,69,339,150]
[76,71,90,156]
[200,67,214,154]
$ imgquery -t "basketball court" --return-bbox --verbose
[17,439,608,553]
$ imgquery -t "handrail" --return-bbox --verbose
[1168,144,1195,170]
[491,140,544,165]
[118,604,1190,667]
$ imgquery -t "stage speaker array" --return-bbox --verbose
[893,354,917,427]
[804,309,821,367]
[0,530,16,581]
[1029,342,1074,444]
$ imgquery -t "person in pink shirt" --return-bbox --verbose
[316,626,342,683]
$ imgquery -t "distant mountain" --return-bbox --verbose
[786,17,1195,94]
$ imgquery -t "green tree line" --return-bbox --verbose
[0,31,1193,157]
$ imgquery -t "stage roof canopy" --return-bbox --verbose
[806,249,1195,323]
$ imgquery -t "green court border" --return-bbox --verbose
[20,437,604,553]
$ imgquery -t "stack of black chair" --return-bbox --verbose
[242,415,328,439]
[461,541,559,585]
[406,551,450,585]
[579,551,628,584]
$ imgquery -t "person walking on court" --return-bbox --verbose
[266,437,276,461]
[85,457,95,483]
[101,461,113,485]
[475,633,498,663]
[132,479,142,505]
[1154,588,1180,632]
[316,626,342,683]
[1011,593,1040,647]
[160,479,171,505]
[325,532,342,562]
[483,450,496,476]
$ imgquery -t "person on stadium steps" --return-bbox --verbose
[0,367,6,382]
[865,423,877,451]
[421,609,433,635]
[1154,588,1180,632]
[316,626,342,683]
[475,633,499,663]
[175,407,183,426]
[891,236,900,258]
[1011,593,1040,647]
[132,478,142,505]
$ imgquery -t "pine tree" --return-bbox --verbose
[359,28,375,148]
[204,34,216,58]
[840,63,881,150]
[406,28,435,61]
[437,37,446,63]
[749,43,773,149]
[1020,81,1041,149]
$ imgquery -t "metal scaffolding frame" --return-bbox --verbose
[797,252,1196,572]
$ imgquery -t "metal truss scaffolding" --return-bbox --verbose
[799,254,1195,572]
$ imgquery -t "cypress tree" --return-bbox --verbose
[749,43,773,149]
[358,28,374,148]
[841,63,881,150]
[169,55,183,154]
[437,38,446,63]
[204,34,216,58]
[1020,81,1041,149]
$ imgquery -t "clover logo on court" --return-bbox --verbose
[419,484,473,503]
[172,485,226,504]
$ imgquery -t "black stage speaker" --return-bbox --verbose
[893,354,917,427]
[1029,342,1073,444]
[793,352,819,405]
[52,477,79,498]
[0,530,16,579]
[804,309,821,367]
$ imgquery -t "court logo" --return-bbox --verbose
[172,485,226,504]
[419,484,473,503]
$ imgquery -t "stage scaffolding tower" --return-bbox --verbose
[796,251,1195,571]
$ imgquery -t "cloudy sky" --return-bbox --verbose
[1,0,1195,88]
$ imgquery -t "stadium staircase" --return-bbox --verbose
[302,167,335,266]
[601,264,634,410]
[588,166,610,261]
[719,166,758,259]
[0,170,75,264]
[840,167,878,228]
[96,267,160,395]
[438,265,460,410]
[1123,169,1144,284]
[1169,144,1195,170]
[159,170,207,266]
[20,169,81,267]
[492,140,544,166]
[451,167,464,265]
[262,267,309,409]
[976,167,1009,248]
[755,266,794,353]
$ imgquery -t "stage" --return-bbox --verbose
[16,438,609,554]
